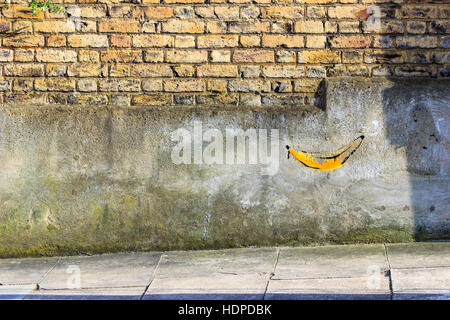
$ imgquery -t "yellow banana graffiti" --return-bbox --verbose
[286,135,364,171]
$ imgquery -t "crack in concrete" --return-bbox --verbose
[384,244,394,300]
[35,257,61,291]
[263,248,280,300]
[140,252,164,300]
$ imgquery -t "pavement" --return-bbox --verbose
[0,242,449,300]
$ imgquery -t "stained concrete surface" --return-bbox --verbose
[144,274,269,300]
[0,78,448,256]
[154,247,277,278]
[0,257,59,285]
[391,268,450,300]
[386,242,450,268]
[0,243,448,300]
[265,277,391,300]
[25,287,146,300]
[39,252,161,289]
[272,244,388,279]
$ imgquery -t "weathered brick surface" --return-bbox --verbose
[0,1,447,105]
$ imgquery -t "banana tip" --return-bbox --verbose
[285,145,290,150]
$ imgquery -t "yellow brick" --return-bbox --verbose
[34,21,75,33]
[13,79,33,92]
[100,50,142,63]
[132,35,174,48]
[68,35,108,48]
[172,65,195,77]
[2,5,44,19]
[36,49,77,62]
[262,35,304,48]
[306,35,326,48]
[99,20,140,33]
[35,78,75,91]
[214,6,240,19]
[197,65,237,77]
[161,20,204,33]
[71,94,108,105]
[228,21,270,33]
[240,35,261,47]
[206,21,227,33]
[228,80,271,92]
[0,49,13,62]
[14,49,34,62]
[295,21,324,33]
[132,94,172,106]
[298,50,341,63]
[130,64,173,77]
[79,50,100,62]
[67,63,106,77]
[45,64,66,77]
[110,64,130,77]
[99,79,140,92]
[294,79,323,93]
[164,0,204,3]
[174,36,196,48]
[329,35,371,48]
[210,50,231,62]
[143,7,174,19]
[47,35,66,47]
[328,6,365,19]
[261,65,304,78]
[166,50,208,63]
[233,50,274,63]
[4,64,44,77]
[302,0,333,3]
[197,35,239,48]
[164,80,204,92]
[207,80,228,92]
[276,51,296,63]
[79,6,107,18]
[110,35,131,47]
[3,35,44,47]
[142,80,163,92]
[142,20,156,31]
[144,50,164,63]
[263,6,304,19]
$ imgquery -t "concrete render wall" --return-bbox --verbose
[0,78,448,257]
[0,1,449,106]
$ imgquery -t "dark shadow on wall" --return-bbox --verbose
[320,2,450,242]
[374,0,449,241]
[382,79,450,240]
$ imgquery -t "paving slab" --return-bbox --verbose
[39,252,161,289]
[273,245,389,280]
[0,285,35,300]
[144,274,269,300]
[24,287,145,300]
[386,242,450,269]
[265,276,391,300]
[392,267,450,300]
[0,257,59,285]
[155,247,277,278]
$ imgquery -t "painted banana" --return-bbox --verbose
[286,135,364,171]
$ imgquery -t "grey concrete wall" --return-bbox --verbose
[0,78,448,257]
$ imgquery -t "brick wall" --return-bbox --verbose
[0,0,448,106]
